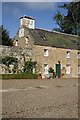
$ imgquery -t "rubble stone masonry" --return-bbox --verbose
[0,45,32,74]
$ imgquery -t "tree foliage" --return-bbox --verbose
[0,25,13,46]
[2,56,18,73]
[2,56,18,67]
[23,59,37,74]
[53,2,80,36]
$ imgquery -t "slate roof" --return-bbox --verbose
[29,28,80,50]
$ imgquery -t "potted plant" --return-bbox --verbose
[49,67,54,79]
[62,73,64,78]
[56,73,58,78]
[38,73,42,79]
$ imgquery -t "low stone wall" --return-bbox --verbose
[0,45,33,74]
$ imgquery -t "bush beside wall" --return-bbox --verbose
[1,74,38,79]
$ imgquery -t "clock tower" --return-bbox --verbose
[19,15,35,29]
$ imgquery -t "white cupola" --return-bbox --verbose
[19,15,35,29]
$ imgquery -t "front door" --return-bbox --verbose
[56,64,61,78]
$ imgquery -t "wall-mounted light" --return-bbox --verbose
[58,61,60,64]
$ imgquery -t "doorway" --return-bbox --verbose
[56,64,61,78]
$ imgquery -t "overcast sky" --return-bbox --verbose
[2,2,71,39]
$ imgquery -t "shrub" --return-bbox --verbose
[2,56,18,67]
[49,67,54,73]
[2,56,18,73]
[62,73,64,76]
[2,74,38,79]
[23,59,37,74]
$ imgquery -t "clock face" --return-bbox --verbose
[19,28,24,37]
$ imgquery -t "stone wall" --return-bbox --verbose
[0,45,33,74]
[33,45,80,78]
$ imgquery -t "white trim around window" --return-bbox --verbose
[20,19,23,25]
[78,65,80,74]
[44,49,48,56]
[66,51,70,58]
[66,65,71,74]
[77,52,80,59]
[16,40,18,46]
[44,64,48,74]
[25,37,28,44]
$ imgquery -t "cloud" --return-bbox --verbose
[3,5,21,18]
[4,5,8,12]
[25,2,56,10]
[12,8,21,17]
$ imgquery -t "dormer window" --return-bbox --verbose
[66,51,70,58]
[44,49,48,56]
[40,34,48,42]
[25,37,28,44]
[16,40,18,46]
[77,52,80,59]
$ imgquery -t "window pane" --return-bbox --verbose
[66,66,70,74]
[78,66,80,74]
[16,40,18,46]
[44,64,48,74]
[25,19,27,24]
[77,52,80,59]
[44,49,48,56]
[21,19,22,25]
[66,51,70,58]
[25,37,28,44]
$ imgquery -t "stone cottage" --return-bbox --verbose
[14,15,80,78]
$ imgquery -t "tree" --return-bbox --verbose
[0,25,13,46]
[53,2,80,36]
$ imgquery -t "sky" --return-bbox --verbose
[2,2,71,39]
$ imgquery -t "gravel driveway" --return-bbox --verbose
[2,78,79,118]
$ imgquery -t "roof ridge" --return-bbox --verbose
[19,15,35,20]
[35,28,80,38]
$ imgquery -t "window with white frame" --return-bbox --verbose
[44,64,48,74]
[44,49,48,56]
[20,19,23,25]
[77,52,80,59]
[25,37,28,44]
[78,65,80,74]
[66,65,71,74]
[25,19,27,24]
[16,40,18,46]
[66,51,70,58]
[30,20,33,25]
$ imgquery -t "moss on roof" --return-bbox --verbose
[29,28,80,50]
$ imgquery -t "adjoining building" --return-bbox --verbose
[14,15,80,78]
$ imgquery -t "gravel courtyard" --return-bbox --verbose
[2,78,79,118]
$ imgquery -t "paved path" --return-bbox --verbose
[2,78,79,118]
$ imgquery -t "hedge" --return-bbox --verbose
[1,74,38,79]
